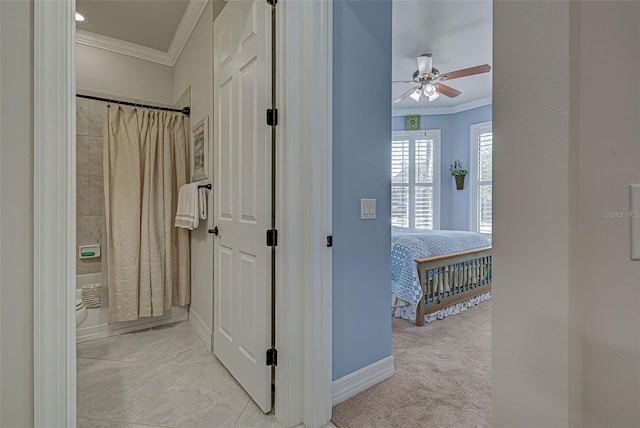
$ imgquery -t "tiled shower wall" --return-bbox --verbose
[76,97,106,274]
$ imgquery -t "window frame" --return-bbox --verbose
[391,129,441,230]
[469,121,493,236]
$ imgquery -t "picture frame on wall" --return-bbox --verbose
[191,117,209,182]
[405,115,420,131]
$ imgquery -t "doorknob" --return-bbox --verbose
[209,226,219,236]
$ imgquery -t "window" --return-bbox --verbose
[391,130,440,229]
[469,122,493,235]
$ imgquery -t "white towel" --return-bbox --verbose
[175,183,200,230]
[198,188,207,221]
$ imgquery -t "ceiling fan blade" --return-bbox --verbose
[393,86,420,103]
[392,80,415,84]
[435,83,462,98]
[440,64,491,81]
[417,54,433,77]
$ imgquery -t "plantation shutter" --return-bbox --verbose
[391,132,439,229]
[391,139,409,227]
[414,139,434,229]
[476,127,493,234]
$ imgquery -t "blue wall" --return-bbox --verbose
[392,105,492,230]
[333,0,393,380]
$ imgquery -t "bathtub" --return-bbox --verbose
[75,272,188,343]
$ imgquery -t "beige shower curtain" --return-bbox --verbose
[103,106,191,323]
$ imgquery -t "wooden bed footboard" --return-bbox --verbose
[414,246,492,326]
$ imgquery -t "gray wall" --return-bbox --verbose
[0,1,34,426]
[492,1,577,425]
[332,0,393,380]
[578,2,640,426]
[172,0,226,333]
[76,43,174,105]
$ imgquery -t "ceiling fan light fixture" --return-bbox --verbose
[409,87,422,102]
[428,92,440,102]
[75,11,87,22]
[423,84,436,96]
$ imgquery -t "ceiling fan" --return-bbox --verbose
[393,54,491,103]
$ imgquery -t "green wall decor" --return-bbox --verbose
[404,115,420,130]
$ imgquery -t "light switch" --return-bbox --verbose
[361,199,376,220]
[631,184,640,261]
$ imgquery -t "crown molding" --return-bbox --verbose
[76,29,173,65]
[76,0,209,67]
[392,96,492,116]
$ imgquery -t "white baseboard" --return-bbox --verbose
[189,307,212,351]
[332,356,395,406]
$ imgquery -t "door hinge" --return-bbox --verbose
[266,229,278,247]
[266,108,278,127]
[266,0,277,6]
[326,235,333,247]
[266,348,278,366]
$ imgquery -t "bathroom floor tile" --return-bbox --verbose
[132,365,250,427]
[77,326,207,365]
[234,399,281,428]
[77,322,282,428]
[151,321,192,330]
[77,357,117,387]
[77,417,128,428]
[77,361,184,423]
[126,424,172,428]
[191,350,224,368]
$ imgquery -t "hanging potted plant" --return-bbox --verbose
[450,159,468,190]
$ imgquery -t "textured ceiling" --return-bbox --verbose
[393,1,492,110]
[76,0,190,52]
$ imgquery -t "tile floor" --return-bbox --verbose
[77,321,282,428]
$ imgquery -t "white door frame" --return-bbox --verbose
[33,0,77,425]
[33,0,333,427]
[275,2,333,426]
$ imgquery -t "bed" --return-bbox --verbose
[391,227,492,326]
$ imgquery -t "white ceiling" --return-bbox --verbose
[76,0,190,52]
[392,1,492,111]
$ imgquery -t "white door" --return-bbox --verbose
[213,0,273,413]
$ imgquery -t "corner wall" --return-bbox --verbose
[173,0,225,337]
[332,0,393,380]
[0,1,34,425]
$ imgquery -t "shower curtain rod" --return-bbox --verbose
[76,94,190,117]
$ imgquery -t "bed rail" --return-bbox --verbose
[414,246,492,326]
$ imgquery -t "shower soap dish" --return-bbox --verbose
[79,244,101,259]
[81,283,102,308]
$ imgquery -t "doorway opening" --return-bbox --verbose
[35,0,334,426]
[332,1,493,426]
[73,0,278,425]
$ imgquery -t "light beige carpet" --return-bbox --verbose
[332,301,491,428]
